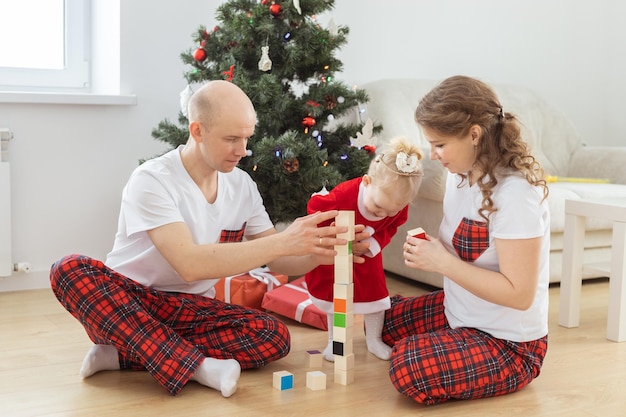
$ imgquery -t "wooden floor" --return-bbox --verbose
[1,274,625,417]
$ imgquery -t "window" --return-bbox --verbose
[0,0,90,92]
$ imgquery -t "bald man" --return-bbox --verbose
[50,80,369,397]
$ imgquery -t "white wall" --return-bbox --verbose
[0,0,623,291]
[328,0,625,147]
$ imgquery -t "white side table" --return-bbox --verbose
[558,197,626,342]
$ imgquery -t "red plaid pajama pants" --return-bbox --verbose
[382,291,547,405]
[50,254,290,395]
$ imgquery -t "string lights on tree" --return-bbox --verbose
[150,0,380,223]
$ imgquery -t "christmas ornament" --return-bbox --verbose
[226,40,239,51]
[261,0,269,4]
[302,116,316,128]
[328,17,338,37]
[362,145,376,155]
[258,46,272,71]
[350,118,377,148]
[269,3,282,17]
[283,157,300,173]
[179,85,194,117]
[222,65,235,81]
[323,95,337,110]
[293,0,302,14]
[193,48,207,62]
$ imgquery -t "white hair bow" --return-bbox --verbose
[395,152,419,173]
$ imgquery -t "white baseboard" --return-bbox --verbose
[0,269,50,292]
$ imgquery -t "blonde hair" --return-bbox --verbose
[367,136,424,203]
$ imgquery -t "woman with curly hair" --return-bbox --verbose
[385,75,550,405]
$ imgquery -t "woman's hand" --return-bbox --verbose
[402,234,450,273]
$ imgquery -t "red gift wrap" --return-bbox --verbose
[261,277,328,330]
[214,268,288,310]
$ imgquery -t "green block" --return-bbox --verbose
[334,312,346,327]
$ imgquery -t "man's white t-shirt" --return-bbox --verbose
[440,172,550,342]
[105,146,273,297]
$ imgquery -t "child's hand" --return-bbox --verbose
[351,224,370,263]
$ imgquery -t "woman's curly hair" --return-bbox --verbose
[414,75,548,222]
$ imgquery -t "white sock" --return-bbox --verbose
[79,344,121,378]
[364,311,392,360]
[191,357,241,398]
[322,313,335,362]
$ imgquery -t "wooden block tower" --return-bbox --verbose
[333,210,355,385]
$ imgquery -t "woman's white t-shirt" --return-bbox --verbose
[440,172,550,342]
[105,146,273,297]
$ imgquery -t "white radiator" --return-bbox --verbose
[0,128,13,277]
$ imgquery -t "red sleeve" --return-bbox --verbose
[307,192,339,227]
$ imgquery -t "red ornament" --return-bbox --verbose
[302,116,316,128]
[193,48,207,62]
[269,3,282,16]
[222,64,235,81]
[262,0,269,4]
[362,145,377,155]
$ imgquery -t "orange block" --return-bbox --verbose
[334,298,346,312]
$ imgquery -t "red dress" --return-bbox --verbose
[304,177,408,314]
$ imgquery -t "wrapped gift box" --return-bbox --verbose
[214,267,288,310]
[261,277,328,330]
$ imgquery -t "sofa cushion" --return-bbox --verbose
[548,182,626,232]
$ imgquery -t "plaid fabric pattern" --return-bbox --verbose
[383,293,548,405]
[219,222,246,243]
[50,254,290,396]
[452,217,489,262]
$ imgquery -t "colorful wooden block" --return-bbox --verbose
[306,349,323,368]
[334,353,355,371]
[273,370,294,391]
[335,240,352,256]
[407,226,427,240]
[334,368,355,385]
[333,298,354,315]
[333,311,354,328]
[332,339,353,356]
[306,371,327,391]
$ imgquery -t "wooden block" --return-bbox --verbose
[334,353,355,371]
[306,371,327,391]
[336,211,355,240]
[407,227,427,240]
[333,311,354,328]
[334,258,353,285]
[306,349,323,368]
[334,368,355,385]
[335,240,352,256]
[333,283,354,300]
[333,297,353,314]
[273,370,294,391]
[332,339,353,356]
[333,325,353,343]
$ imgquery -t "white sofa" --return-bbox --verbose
[353,79,626,288]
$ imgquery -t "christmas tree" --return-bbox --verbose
[151,0,380,223]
